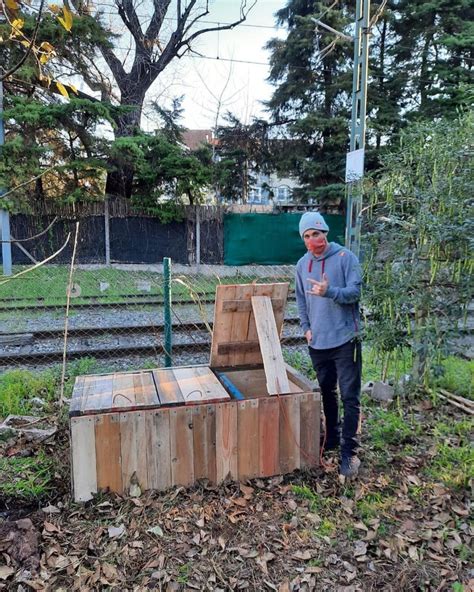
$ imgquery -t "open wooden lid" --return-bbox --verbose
[210,283,289,368]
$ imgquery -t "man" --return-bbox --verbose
[295,211,362,478]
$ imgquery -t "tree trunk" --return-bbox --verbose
[105,92,144,198]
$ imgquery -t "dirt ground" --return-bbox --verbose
[0,396,472,592]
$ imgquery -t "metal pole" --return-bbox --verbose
[195,206,201,271]
[345,0,370,256]
[0,80,12,276]
[104,196,110,266]
[163,257,172,367]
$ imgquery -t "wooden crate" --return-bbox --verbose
[70,284,320,502]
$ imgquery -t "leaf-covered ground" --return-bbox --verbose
[0,395,472,592]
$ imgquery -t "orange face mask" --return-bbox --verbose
[308,235,327,256]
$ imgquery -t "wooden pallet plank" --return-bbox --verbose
[258,397,280,477]
[95,413,122,493]
[169,407,195,486]
[176,366,230,404]
[120,411,148,493]
[244,283,288,366]
[81,374,115,414]
[222,298,285,313]
[300,393,320,469]
[145,409,172,491]
[228,284,255,367]
[251,295,290,395]
[237,399,259,480]
[71,416,97,502]
[112,373,136,410]
[69,376,85,416]
[279,395,301,474]
[133,371,160,407]
[153,369,184,406]
[210,285,237,367]
[216,402,238,483]
[192,405,217,482]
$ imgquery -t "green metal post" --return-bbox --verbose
[163,257,172,367]
[0,80,12,276]
[345,0,371,256]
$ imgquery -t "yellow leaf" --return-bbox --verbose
[56,81,69,97]
[40,41,55,52]
[58,6,73,31]
[12,18,24,30]
[48,3,61,14]
[68,83,78,94]
[5,0,20,10]
[40,53,50,64]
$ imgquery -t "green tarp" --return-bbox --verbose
[224,212,345,265]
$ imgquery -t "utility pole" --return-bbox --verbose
[345,0,371,256]
[0,79,13,276]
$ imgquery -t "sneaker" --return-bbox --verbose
[340,454,361,478]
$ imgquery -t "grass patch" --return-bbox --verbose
[0,265,295,307]
[0,369,57,417]
[431,356,473,400]
[291,484,335,513]
[365,408,415,450]
[425,442,473,490]
[0,451,55,501]
[283,351,316,380]
[356,493,396,521]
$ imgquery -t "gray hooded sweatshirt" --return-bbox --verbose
[295,242,362,350]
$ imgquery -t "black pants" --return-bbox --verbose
[309,339,362,455]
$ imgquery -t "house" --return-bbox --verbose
[182,129,302,205]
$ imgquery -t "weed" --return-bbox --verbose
[456,544,472,563]
[292,484,334,513]
[177,563,190,584]
[0,451,55,500]
[433,418,474,440]
[366,408,414,450]
[425,442,473,490]
[314,518,335,538]
[0,369,57,417]
[283,351,316,380]
[356,493,395,521]
[431,357,473,400]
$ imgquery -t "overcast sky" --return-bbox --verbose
[141,1,286,131]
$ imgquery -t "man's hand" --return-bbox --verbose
[307,273,329,296]
[305,329,312,344]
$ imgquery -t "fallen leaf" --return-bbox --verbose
[408,546,419,560]
[240,484,254,498]
[41,505,60,514]
[233,497,248,508]
[107,524,126,539]
[43,521,60,533]
[292,550,312,561]
[354,541,367,557]
[452,505,469,516]
[0,566,14,580]
[147,525,164,537]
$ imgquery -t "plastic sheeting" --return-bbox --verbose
[223,212,345,265]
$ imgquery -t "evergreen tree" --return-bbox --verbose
[265,0,354,208]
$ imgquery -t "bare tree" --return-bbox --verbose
[62,0,257,196]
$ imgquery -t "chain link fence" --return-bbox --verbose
[0,256,307,385]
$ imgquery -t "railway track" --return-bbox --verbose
[0,293,298,313]
[0,317,304,366]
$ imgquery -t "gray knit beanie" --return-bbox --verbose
[299,212,329,237]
